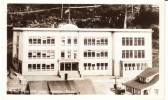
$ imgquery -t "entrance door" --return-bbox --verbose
[60,62,78,71]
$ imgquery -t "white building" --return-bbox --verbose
[12,24,152,78]
[123,68,159,95]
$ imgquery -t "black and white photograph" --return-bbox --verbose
[4,0,164,98]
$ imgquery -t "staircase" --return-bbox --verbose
[60,71,81,79]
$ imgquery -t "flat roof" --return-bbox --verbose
[13,27,152,32]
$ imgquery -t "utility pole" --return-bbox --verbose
[61,4,63,19]
[124,5,127,29]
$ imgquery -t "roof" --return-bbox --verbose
[48,79,96,94]
[13,24,152,32]
[28,81,49,94]
[123,74,159,90]
[138,67,159,78]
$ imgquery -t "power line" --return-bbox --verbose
[8,5,101,15]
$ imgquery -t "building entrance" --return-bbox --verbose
[60,62,78,71]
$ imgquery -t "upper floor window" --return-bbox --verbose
[74,37,77,45]
[67,37,71,45]
[84,37,108,46]
[61,36,65,46]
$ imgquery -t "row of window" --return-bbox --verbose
[122,37,145,46]
[84,50,108,59]
[84,37,108,46]
[61,36,77,46]
[28,50,55,59]
[61,50,78,59]
[29,36,55,45]
[84,63,108,70]
[28,63,54,72]
[123,63,147,71]
[122,50,145,59]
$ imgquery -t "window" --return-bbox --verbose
[37,64,41,71]
[138,50,141,58]
[67,37,71,45]
[124,64,127,70]
[101,63,104,70]
[84,38,87,45]
[42,64,46,71]
[92,64,95,70]
[88,63,91,70]
[97,50,100,58]
[51,37,55,44]
[105,51,108,58]
[28,64,32,72]
[88,50,91,58]
[37,50,41,59]
[60,63,64,71]
[134,50,137,58]
[122,50,125,58]
[105,38,108,45]
[74,37,77,45]
[130,50,133,58]
[29,38,32,44]
[50,50,55,59]
[61,50,65,59]
[126,50,129,58]
[97,63,100,70]
[142,38,145,45]
[42,36,46,44]
[33,64,36,71]
[84,63,87,70]
[105,63,108,70]
[134,38,137,46]
[138,38,141,45]
[51,64,54,71]
[67,50,71,59]
[84,50,87,58]
[61,36,65,46]
[142,50,145,58]
[130,38,133,46]
[47,36,51,44]
[97,37,100,45]
[32,50,37,59]
[28,51,32,59]
[101,50,104,58]
[92,38,95,45]
[47,65,50,71]
[92,50,95,58]
[47,50,50,59]
[126,38,129,45]
[137,63,140,70]
[74,50,78,59]
[122,38,125,46]
[33,38,37,44]
[101,38,104,45]
[42,50,46,59]
[88,38,91,45]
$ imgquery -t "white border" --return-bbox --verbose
[1,0,165,100]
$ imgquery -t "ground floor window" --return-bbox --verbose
[123,63,147,71]
[84,63,108,70]
[28,63,54,72]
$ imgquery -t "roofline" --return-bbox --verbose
[13,27,153,32]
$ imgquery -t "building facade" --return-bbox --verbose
[12,24,152,78]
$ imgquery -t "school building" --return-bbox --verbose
[12,24,152,78]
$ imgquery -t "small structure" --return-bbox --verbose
[123,67,159,95]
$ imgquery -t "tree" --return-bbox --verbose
[133,5,159,28]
